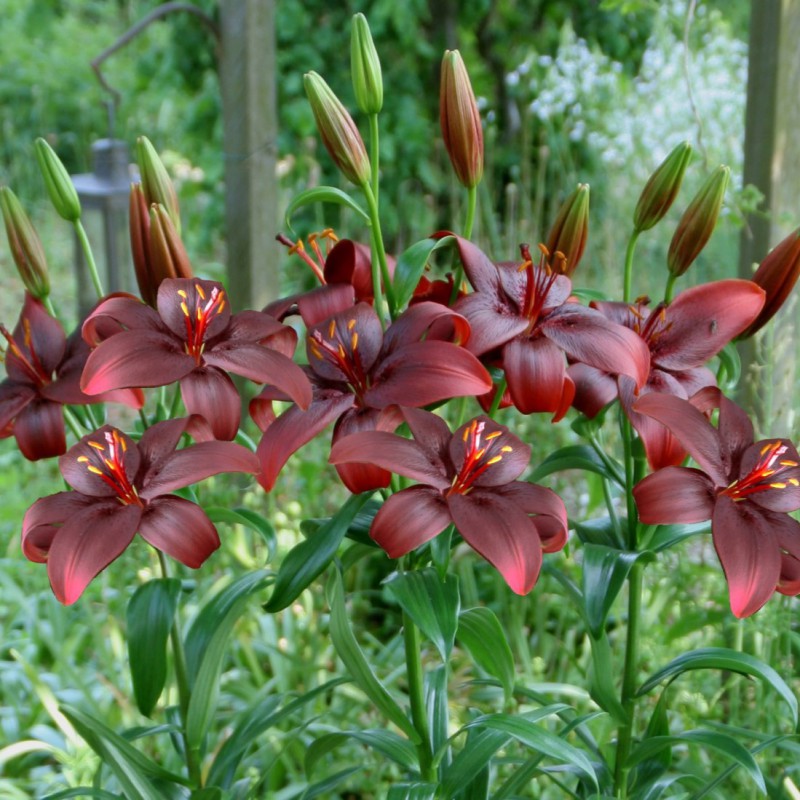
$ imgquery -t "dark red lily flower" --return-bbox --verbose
[569,280,765,469]
[21,418,260,604]
[330,408,568,594]
[251,301,492,493]
[0,294,143,460]
[80,278,311,441]
[633,389,800,618]
[446,235,650,420]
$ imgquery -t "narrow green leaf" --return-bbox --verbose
[185,571,274,752]
[41,791,125,800]
[305,729,417,775]
[191,789,223,800]
[572,516,624,548]
[205,506,276,559]
[385,569,460,661]
[637,647,798,725]
[265,492,373,612]
[425,666,450,769]
[284,186,369,232]
[456,607,514,701]
[464,709,598,789]
[644,522,708,553]
[588,633,628,723]
[327,569,419,742]
[627,729,765,794]
[716,341,741,388]
[392,235,455,309]
[207,678,346,788]
[184,570,273,683]
[300,766,361,799]
[582,546,653,638]
[60,705,187,800]
[386,783,437,800]
[439,728,509,797]
[127,578,182,717]
[529,445,624,486]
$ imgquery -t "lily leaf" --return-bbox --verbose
[529,445,624,486]
[284,186,369,233]
[456,607,515,702]
[392,235,455,309]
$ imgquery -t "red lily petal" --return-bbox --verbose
[222,310,297,357]
[204,344,312,410]
[777,516,800,595]
[366,341,491,408]
[331,407,400,493]
[46,502,141,604]
[157,278,231,341]
[449,416,530,486]
[13,399,67,461]
[81,329,192,394]
[541,305,650,390]
[22,491,95,562]
[652,280,765,370]
[297,284,357,326]
[138,495,220,567]
[256,393,355,491]
[401,407,452,470]
[81,294,163,346]
[633,466,716,524]
[6,295,66,382]
[179,367,241,441]
[712,494,781,618]
[736,439,800,513]
[633,392,728,486]
[370,486,452,557]
[444,234,502,295]
[136,417,195,475]
[454,291,529,355]
[493,481,569,552]
[717,393,755,477]
[382,302,472,352]
[568,362,619,418]
[504,336,569,415]
[59,426,142,497]
[140,441,259,499]
[448,491,543,595]
[0,381,35,430]
[329,429,451,490]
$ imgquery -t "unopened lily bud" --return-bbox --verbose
[440,50,483,189]
[136,136,181,236]
[351,13,382,115]
[129,184,157,306]
[738,227,800,339]
[304,71,371,186]
[633,141,692,233]
[149,203,193,288]
[34,138,81,222]
[545,183,589,276]
[667,165,729,277]
[0,187,50,299]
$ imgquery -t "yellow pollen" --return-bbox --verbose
[328,320,336,338]
[104,457,115,470]
[351,332,358,349]
[338,343,346,359]
[462,427,469,442]
[217,298,226,314]
[77,455,89,463]
[760,443,772,456]
[177,289,187,299]
[790,478,799,486]
[88,441,105,451]
[288,239,305,255]
[181,302,189,317]
[771,482,787,489]
[517,259,533,273]
[87,465,103,475]
[310,342,323,360]
[196,284,206,301]
[487,455,503,466]
[485,431,502,440]
[538,243,550,258]
[780,460,799,467]
[347,319,356,331]
[120,438,127,452]
[501,445,513,453]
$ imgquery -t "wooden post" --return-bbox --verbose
[219,0,280,311]
[737,0,800,433]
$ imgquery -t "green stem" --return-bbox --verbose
[664,272,678,305]
[369,113,380,202]
[63,407,85,439]
[449,185,478,305]
[157,552,202,788]
[487,378,507,419]
[623,231,639,304]
[73,219,105,299]
[403,610,435,782]
[43,296,57,318]
[362,181,395,319]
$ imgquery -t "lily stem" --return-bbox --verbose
[73,219,105,299]
[362,181,396,320]
[664,272,678,305]
[623,231,639,304]
[369,112,380,203]
[157,552,202,788]
[403,609,435,782]
[449,185,478,305]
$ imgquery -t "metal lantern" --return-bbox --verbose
[71,139,135,316]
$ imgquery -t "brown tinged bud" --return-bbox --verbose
[0,187,50,299]
[737,227,800,339]
[136,136,181,236]
[440,50,483,189]
[351,13,383,115]
[545,183,590,276]
[149,203,193,291]
[633,141,692,233]
[304,71,371,186]
[667,165,729,277]
[34,138,81,222]
[129,184,158,306]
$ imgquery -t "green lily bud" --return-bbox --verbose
[34,138,81,222]
[439,50,483,189]
[351,13,382,115]
[304,71,371,186]
[633,141,692,233]
[149,203,193,288]
[667,165,729,277]
[545,183,590,277]
[738,227,800,339]
[0,187,50,299]
[136,136,181,236]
